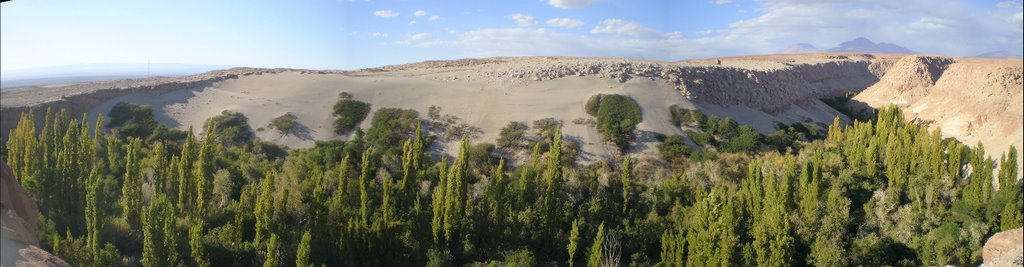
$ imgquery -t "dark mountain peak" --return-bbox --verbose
[828,37,916,54]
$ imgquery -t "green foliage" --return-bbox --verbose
[584,94,603,116]
[296,231,312,267]
[106,102,187,142]
[143,194,178,267]
[121,138,144,230]
[7,104,1019,267]
[568,219,581,267]
[264,234,279,267]
[719,125,761,152]
[587,94,642,151]
[657,135,691,162]
[532,117,563,141]
[365,108,419,150]
[588,223,606,267]
[203,110,255,147]
[268,113,298,132]
[332,94,371,135]
[685,131,714,150]
[497,121,529,149]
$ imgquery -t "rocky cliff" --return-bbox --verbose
[855,56,1024,176]
[982,228,1024,267]
[1,162,70,267]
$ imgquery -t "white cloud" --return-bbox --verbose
[591,19,658,37]
[549,0,596,9]
[509,13,538,26]
[997,1,1023,9]
[412,33,432,41]
[911,17,957,30]
[429,15,442,22]
[413,10,428,17]
[415,27,709,60]
[371,32,389,38]
[418,0,1023,59]
[409,20,418,25]
[546,18,585,29]
[373,10,399,18]
[715,0,735,4]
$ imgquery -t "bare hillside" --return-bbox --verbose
[855,56,1023,173]
[2,54,1020,168]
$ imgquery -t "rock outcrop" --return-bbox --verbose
[855,56,1024,175]
[1,162,70,267]
[982,228,1024,267]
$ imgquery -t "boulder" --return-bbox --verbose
[982,228,1024,267]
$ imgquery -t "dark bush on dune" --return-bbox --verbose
[106,101,186,143]
[268,113,298,133]
[587,94,642,151]
[203,110,255,147]
[332,92,371,135]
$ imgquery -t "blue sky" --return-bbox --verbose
[2,0,1022,71]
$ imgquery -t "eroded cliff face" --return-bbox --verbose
[388,55,891,116]
[1,162,70,267]
[855,56,1024,175]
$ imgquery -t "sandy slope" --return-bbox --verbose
[4,54,1018,169]
[79,55,861,162]
[86,71,696,160]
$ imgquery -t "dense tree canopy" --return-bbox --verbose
[1,103,1020,266]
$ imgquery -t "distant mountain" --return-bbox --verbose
[826,37,916,54]
[974,50,1023,59]
[0,63,232,88]
[782,43,821,54]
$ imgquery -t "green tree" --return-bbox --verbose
[142,194,178,267]
[544,130,563,224]
[588,222,606,267]
[620,157,633,213]
[808,186,850,267]
[254,174,275,243]
[190,218,209,267]
[121,138,144,230]
[568,219,581,267]
[84,165,103,266]
[297,230,312,267]
[264,234,280,267]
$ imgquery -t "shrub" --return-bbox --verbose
[532,118,563,141]
[658,135,691,162]
[719,125,761,153]
[268,113,298,132]
[591,94,642,151]
[497,121,529,148]
[585,94,603,116]
[204,110,255,147]
[501,249,535,267]
[332,94,371,135]
[106,101,185,143]
[107,101,155,128]
[468,143,498,173]
[686,130,714,147]
[668,105,694,127]
[366,108,419,149]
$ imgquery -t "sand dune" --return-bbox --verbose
[4,55,1020,169]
